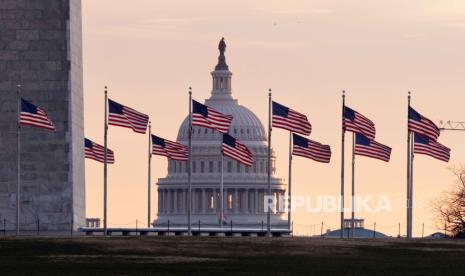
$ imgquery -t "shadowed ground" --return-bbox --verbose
[0,236,465,275]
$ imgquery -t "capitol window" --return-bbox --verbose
[209,161,213,173]
[193,161,196,173]
[227,161,232,173]
[200,161,205,173]
[218,161,221,173]
[227,193,233,209]
[208,192,214,209]
[236,161,241,173]
[245,165,249,173]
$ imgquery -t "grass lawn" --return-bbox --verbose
[0,236,464,275]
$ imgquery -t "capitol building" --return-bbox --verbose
[155,39,287,230]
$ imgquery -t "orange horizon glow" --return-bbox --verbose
[82,0,465,237]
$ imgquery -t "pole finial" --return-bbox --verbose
[268,88,272,97]
[104,86,108,94]
[189,86,192,95]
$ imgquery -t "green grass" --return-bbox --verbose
[0,237,464,275]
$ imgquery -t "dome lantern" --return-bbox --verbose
[209,37,234,102]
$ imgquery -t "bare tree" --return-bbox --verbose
[433,166,465,238]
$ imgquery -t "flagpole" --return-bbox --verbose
[148,122,152,228]
[351,132,355,238]
[340,90,346,238]
[409,131,414,238]
[16,84,21,236]
[103,86,108,236]
[220,153,224,228]
[406,91,411,239]
[288,132,292,232]
[267,89,272,237]
[187,87,192,235]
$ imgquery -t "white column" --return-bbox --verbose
[234,189,239,213]
[244,189,249,213]
[158,189,162,215]
[173,189,178,213]
[254,189,259,214]
[182,189,186,214]
[224,189,228,214]
[202,189,207,214]
[162,190,167,214]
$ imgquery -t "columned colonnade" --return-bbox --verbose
[158,188,285,215]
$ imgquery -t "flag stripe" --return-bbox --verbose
[292,134,331,163]
[222,134,253,166]
[272,102,312,135]
[354,134,391,162]
[413,134,450,162]
[152,135,188,161]
[408,106,440,140]
[19,99,56,131]
[108,99,149,134]
[192,100,232,133]
[84,138,115,164]
[343,106,376,140]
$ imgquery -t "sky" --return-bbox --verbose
[82,0,465,236]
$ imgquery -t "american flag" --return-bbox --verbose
[19,98,56,131]
[292,133,331,163]
[84,138,115,164]
[272,101,311,135]
[354,133,391,162]
[192,100,232,134]
[222,133,253,166]
[108,99,149,134]
[343,106,376,140]
[152,135,188,161]
[414,133,450,162]
[408,106,440,141]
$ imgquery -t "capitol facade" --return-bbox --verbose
[155,39,287,229]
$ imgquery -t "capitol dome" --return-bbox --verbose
[155,39,287,231]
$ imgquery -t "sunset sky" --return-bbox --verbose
[82,0,465,236]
